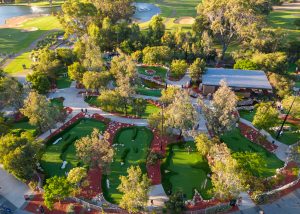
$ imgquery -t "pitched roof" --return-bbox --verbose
[202,68,272,90]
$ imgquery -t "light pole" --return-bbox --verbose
[276,92,298,139]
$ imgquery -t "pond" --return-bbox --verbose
[0,6,59,25]
[132,2,161,23]
[0,2,160,25]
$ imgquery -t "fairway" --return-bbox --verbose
[102,126,153,203]
[1,16,62,74]
[162,141,213,200]
[268,9,300,42]
[222,129,284,177]
[41,119,106,178]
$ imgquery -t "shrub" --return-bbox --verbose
[28,180,38,191]
[66,204,75,214]
[147,152,163,165]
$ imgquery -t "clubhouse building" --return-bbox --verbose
[201,68,273,97]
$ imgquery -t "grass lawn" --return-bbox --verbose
[85,96,161,118]
[56,76,72,89]
[268,9,300,42]
[102,126,153,203]
[6,0,65,7]
[161,141,213,200]
[10,120,37,136]
[136,87,162,97]
[239,110,256,122]
[239,109,300,145]
[222,129,284,177]
[41,119,106,178]
[137,65,168,81]
[1,16,62,74]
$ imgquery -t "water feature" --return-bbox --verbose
[132,3,161,23]
[0,6,59,25]
[0,2,160,25]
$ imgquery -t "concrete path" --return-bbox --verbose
[233,188,300,214]
[237,192,256,211]
[166,72,191,87]
[147,184,169,209]
[239,118,289,162]
[0,165,31,209]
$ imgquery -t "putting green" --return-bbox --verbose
[102,126,153,204]
[41,119,106,178]
[162,141,213,200]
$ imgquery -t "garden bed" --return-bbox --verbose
[161,141,213,200]
[102,126,153,204]
[137,65,167,81]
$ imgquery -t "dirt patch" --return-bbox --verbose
[174,16,195,25]
[0,14,45,29]
[21,27,39,32]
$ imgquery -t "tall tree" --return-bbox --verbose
[282,96,300,119]
[118,166,151,213]
[195,133,215,157]
[0,76,24,111]
[209,143,247,200]
[68,62,85,82]
[75,129,114,172]
[82,71,111,92]
[196,0,264,59]
[165,90,198,137]
[268,73,293,98]
[199,80,238,136]
[20,92,63,132]
[44,176,73,210]
[160,86,179,106]
[170,60,188,79]
[67,167,88,188]
[189,58,206,82]
[148,15,165,46]
[253,102,279,130]
[0,134,41,181]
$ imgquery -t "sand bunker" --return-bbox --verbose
[21,27,39,32]
[174,17,195,25]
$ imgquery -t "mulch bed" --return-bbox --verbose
[239,122,278,152]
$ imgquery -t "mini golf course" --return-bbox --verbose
[161,141,213,200]
[137,65,168,81]
[102,126,153,203]
[41,119,106,177]
[222,129,284,177]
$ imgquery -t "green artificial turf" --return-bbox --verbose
[102,126,153,203]
[137,65,168,81]
[161,141,213,200]
[239,110,256,122]
[270,123,300,145]
[85,97,161,118]
[40,119,106,178]
[136,88,162,97]
[221,129,284,177]
[56,76,72,89]
[50,98,64,109]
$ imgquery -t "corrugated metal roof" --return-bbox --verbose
[202,68,272,90]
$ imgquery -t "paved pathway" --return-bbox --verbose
[237,192,256,211]
[166,72,191,87]
[239,118,289,162]
[147,184,169,209]
[233,188,300,214]
[0,165,31,210]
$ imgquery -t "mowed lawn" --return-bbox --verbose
[268,9,300,42]
[137,65,168,81]
[103,127,153,203]
[41,119,106,178]
[1,16,62,73]
[85,96,161,118]
[162,141,213,200]
[222,129,284,177]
